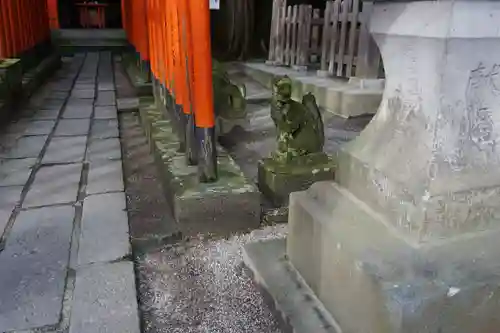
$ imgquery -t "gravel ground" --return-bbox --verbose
[137,225,287,333]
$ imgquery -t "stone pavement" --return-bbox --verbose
[0,52,140,333]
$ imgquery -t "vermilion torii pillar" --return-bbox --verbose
[0,0,50,59]
[189,0,217,182]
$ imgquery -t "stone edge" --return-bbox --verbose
[242,238,341,333]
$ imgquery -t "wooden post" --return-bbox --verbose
[336,0,350,77]
[355,1,381,78]
[311,8,320,63]
[284,6,292,66]
[328,0,340,75]
[267,0,277,63]
[345,0,360,77]
[290,5,298,66]
[189,0,217,182]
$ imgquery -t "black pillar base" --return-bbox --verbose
[196,127,218,182]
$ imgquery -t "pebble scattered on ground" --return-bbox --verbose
[137,224,287,333]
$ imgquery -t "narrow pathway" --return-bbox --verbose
[0,52,140,333]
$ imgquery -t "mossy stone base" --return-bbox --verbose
[0,59,23,101]
[123,53,152,97]
[258,153,336,207]
[138,97,260,236]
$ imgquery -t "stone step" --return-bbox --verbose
[242,62,383,118]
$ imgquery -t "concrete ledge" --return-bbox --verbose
[138,97,260,236]
[21,52,62,99]
[242,62,383,118]
[0,52,61,119]
[243,238,340,333]
[122,54,152,97]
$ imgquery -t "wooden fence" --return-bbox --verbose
[267,0,382,78]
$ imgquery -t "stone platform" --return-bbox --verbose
[138,97,261,236]
[242,62,383,118]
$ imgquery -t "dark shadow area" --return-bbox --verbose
[58,0,122,29]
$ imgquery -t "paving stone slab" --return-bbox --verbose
[78,192,130,265]
[95,91,116,106]
[62,104,93,119]
[86,159,124,195]
[70,262,140,333]
[0,206,74,332]
[43,136,87,164]
[94,106,118,119]
[98,83,115,91]
[54,119,91,136]
[0,136,48,159]
[30,108,62,120]
[87,138,122,161]
[71,89,95,99]
[7,120,56,136]
[47,91,69,100]
[91,119,119,139]
[0,186,24,237]
[40,98,65,110]
[23,163,83,208]
[0,158,37,186]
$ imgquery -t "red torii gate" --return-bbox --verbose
[122,0,217,182]
[0,0,50,59]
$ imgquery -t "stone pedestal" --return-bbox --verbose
[0,59,22,102]
[245,1,500,332]
[258,153,335,206]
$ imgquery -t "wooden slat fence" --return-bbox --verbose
[267,0,382,78]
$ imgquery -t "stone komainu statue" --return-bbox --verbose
[212,59,247,122]
[271,76,325,162]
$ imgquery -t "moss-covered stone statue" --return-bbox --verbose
[257,75,335,207]
[212,60,248,136]
[270,76,325,162]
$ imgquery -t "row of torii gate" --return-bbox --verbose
[0,0,219,182]
[123,0,217,182]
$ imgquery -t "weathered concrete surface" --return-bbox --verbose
[91,119,119,139]
[87,137,122,161]
[7,120,56,136]
[0,206,74,332]
[70,262,140,333]
[0,158,37,186]
[94,105,118,119]
[0,135,47,159]
[54,119,91,136]
[23,163,83,208]
[78,193,131,266]
[42,136,87,164]
[0,186,23,236]
[86,159,124,195]
[281,2,500,332]
[62,104,93,119]
[243,239,340,333]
